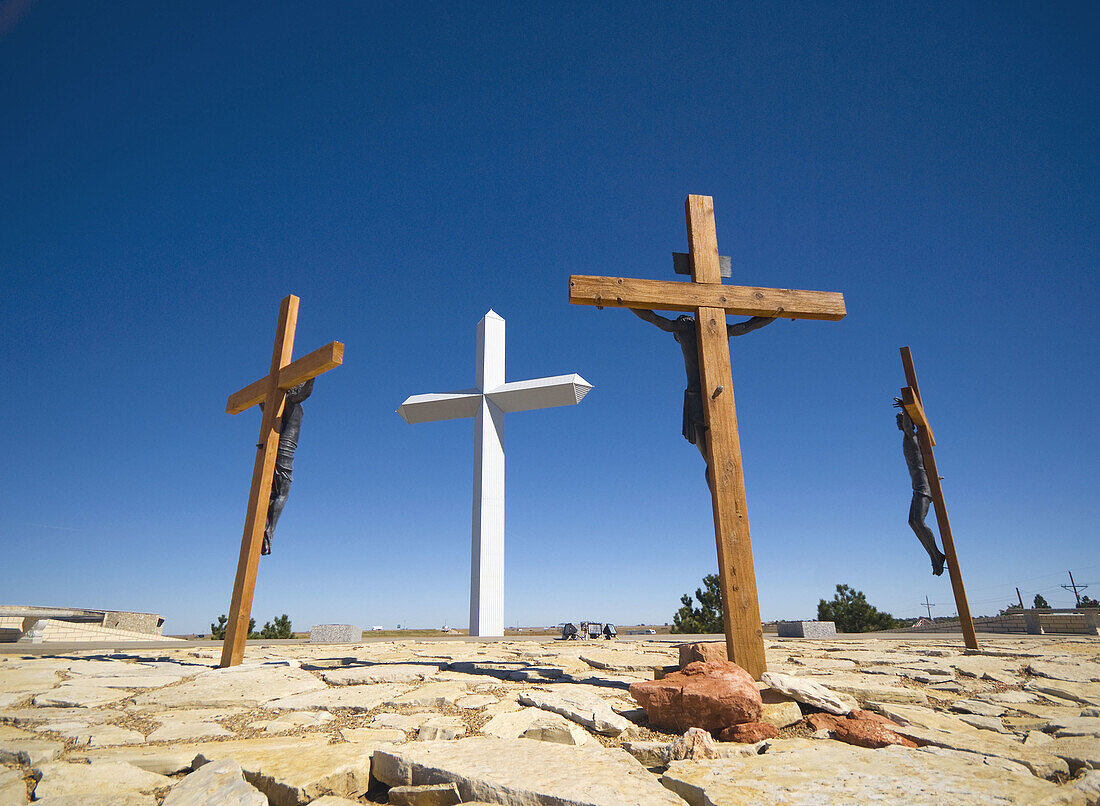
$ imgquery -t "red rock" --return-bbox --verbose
[630,660,763,733]
[719,722,778,743]
[831,718,918,749]
[805,713,843,732]
[847,708,902,728]
[678,642,727,668]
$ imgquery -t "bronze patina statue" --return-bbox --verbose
[632,310,774,468]
[895,399,947,575]
[259,379,314,555]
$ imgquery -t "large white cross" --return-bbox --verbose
[397,310,592,637]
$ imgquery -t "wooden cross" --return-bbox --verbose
[899,346,978,650]
[569,195,846,679]
[219,294,344,668]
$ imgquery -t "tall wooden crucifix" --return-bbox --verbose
[219,294,344,668]
[898,346,978,649]
[569,195,846,679]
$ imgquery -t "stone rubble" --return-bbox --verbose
[0,635,1095,804]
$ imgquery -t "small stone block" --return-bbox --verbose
[388,782,462,806]
[309,625,361,643]
[777,621,837,638]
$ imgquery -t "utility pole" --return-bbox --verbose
[1061,571,1087,607]
[923,596,934,620]
[1016,587,1025,610]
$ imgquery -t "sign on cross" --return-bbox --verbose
[219,294,344,668]
[569,195,846,679]
[899,346,978,650]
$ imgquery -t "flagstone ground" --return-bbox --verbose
[1,636,1097,804]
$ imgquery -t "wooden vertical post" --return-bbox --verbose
[688,196,766,678]
[220,296,299,668]
[900,346,978,651]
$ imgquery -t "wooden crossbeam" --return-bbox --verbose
[900,386,935,447]
[227,341,345,415]
[568,275,846,320]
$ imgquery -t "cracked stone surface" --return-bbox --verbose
[2,636,1098,804]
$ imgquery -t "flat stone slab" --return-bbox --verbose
[319,664,437,685]
[310,625,361,643]
[162,759,267,805]
[194,737,376,806]
[385,682,468,709]
[662,740,1073,806]
[1045,735,1100,773]
[0,767,27,805]
[372,737,685,805]
[146,720,232,742]
[519,688,631,736]
[132,664,325,708]
[265,682,408,712]
[482,706,592,745]
[31,761,171,800]
[760,672,856,715]
[0,725,64,765]
[33,683,131,708]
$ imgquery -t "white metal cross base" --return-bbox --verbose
[397,310,592,637]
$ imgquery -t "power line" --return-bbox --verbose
[1061,571,1088,607]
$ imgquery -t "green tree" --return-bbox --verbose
[211,615,258,639]
[998,603,1024,615]
[671,574,724,634]
[817,584,898,633]
[1078,594,1099,608]
[210,614,228,640]
[258,615,293,639]
[1033,593,1050,609]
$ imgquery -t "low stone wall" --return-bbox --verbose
[899,610,1099,636]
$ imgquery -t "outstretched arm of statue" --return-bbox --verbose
[285,378,315,404]
[631,308,677,332]
[727,315,776,337]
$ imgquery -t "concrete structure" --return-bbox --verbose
[777,620,837,638]
[310,624,362,643]
[0,606,171,643]
[398,311,592,637]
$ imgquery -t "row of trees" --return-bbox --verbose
[671,576,899,634]
[672,575,1099,635]
[209,614,293,640]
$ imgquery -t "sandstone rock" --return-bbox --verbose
[31,761,170,800]
[262,710,335,733]
[33,794,155,805]
[1026,681,1100,707]
[320,664,436,685]
[958,714,1010,733]
[1046,736,1100,774]
[83,724,148,746]
[621,740,672,768]
[805,712,842,732]
[1049,769,1100,806]
[951,699,1006,717]
[146,720,232,742]
[0,767,27,805]
[831,718,918,749]
[630,661,762,734]
[193,739,374,806]
[760,671,856,715]
[340,727,406,743]
[1048,717,1100,738]
[1028,660,1100,684]
[132,664,325,708]
[760,699,803,729]
[482,707,591,745]
[660,741,1072,805]
[455,694,497,709]
[385,682,468,708]
[677,642,727,668]
[162,759,267,805]
[372,737,684,805]
[417,715,466,741]
[388,782,462,806]
[888,722,1069,779]
[580,650,672,672]
[519,688,632,736]
[669,727,719,760]
[1026,731,1055,747]
[265,683,407,712]
[0,726,63,765]
[719,722,777,743]
[33,683,129,708]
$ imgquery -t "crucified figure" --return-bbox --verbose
[894,399,946,576]
[258,379,314,555]
[632,310,775,475]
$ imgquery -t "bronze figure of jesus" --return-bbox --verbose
[632,310,774,467]
[259,378,314,555]
[894,399,947,576]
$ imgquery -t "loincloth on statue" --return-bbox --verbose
[682,389,706,445]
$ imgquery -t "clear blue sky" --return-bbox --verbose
[2,2,1096,634]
